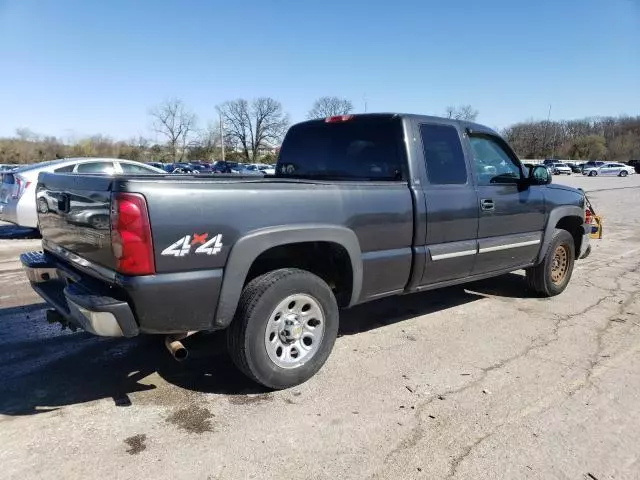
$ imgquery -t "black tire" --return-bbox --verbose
[37,198,49,214]
[526,229,575,297]
[589,171,597,176]
[620,170,628,177]
[226,268,339,389]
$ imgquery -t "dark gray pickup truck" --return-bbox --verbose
[23,113,592,389]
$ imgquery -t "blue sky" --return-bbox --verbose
[0,0,638,141]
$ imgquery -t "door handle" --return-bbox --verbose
[480,198,495,211]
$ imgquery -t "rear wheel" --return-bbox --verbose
[37,198,49,214]
[589,171,597,177]
[526,229,575,297]
[620,170,628,177]
[227,268,339,389]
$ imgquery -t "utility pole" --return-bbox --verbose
[542,104,551,158]
[219,111,225,161]
[363,94,368,113]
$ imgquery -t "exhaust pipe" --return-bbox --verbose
[164,331,196,361]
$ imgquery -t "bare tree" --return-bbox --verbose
[149,98,197,161]
[444,105,479,121]
[218,97,289,162]
[307,96,354,119]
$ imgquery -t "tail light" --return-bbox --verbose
[325,115,353,123]
[110,193,155,276]
[12,175,31,199]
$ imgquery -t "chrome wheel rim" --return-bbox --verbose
[551,245,569,285]
[38,199,48,213]
[264,294,325,369]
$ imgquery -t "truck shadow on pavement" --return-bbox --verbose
[0,224,41,239]
[0,274,533,416]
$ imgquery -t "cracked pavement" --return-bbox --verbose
[1,175,640,480]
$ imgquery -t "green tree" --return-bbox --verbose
[568,135,607,160]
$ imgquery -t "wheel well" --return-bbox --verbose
[246,242,353,307]
[555,216,584,258]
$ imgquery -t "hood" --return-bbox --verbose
[546,183,583,195]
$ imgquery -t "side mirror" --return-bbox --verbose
[529,165,552,185]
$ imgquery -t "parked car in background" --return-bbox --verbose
[145,162,166,170]
[567,162,583,173]
[255,164,276,175]
[580,161,605,173]
[582,162,634,177]
[551,163,572,175]
[0,157,164,229]
[0,164,17,172]
[188,162,213,173]
[240,164,267,176]
[211,161,240,173]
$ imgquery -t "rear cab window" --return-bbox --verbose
[419,123,468,185]
[277,116,406,181]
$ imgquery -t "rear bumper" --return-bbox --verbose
[21,251,138,337]
[0,201,18,225]
[0,198,37,228]
[21,250,224,336]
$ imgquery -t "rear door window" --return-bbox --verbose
[277,117,405,181]
[419,124,468,185]
[54,165,75,173]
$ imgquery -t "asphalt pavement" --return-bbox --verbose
[1,174,640,479]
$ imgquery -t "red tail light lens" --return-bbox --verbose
[111,193,155,276]
[12,175,31,199]
[325,115,354,123]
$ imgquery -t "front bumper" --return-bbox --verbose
[579,228,591,260]
[21,251,138,337]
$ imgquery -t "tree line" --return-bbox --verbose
[1,96,637,165]
[502,116,640,161]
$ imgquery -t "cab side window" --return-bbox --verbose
[470,136,523,185]
[419,124,467,185]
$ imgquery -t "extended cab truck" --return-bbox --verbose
[22,114,593,389]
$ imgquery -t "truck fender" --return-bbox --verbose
[537,206,585,263]
[213,224,363,328]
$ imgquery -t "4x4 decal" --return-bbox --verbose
[161,233,223,257]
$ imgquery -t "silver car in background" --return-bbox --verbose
[0,157,164,229]
[582,162,635,177]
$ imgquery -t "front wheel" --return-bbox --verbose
[589,171,597,176]
[227,268,339,389]
[526,229,575,297]
[620,170,628,177]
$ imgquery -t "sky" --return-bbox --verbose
[0,0,638,141]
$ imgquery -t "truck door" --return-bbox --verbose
[417,122,479,286]
[466,133,546,274]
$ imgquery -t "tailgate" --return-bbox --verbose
[37,172,116,270]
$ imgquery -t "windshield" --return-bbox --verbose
[277,117,405,181]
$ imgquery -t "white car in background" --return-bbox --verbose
[551,162,572,175]
[0,157,164,229]
[256,164,276,175]
[582,162,635,177]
